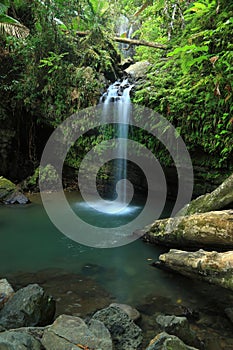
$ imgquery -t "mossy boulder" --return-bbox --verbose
[0,176,29,204]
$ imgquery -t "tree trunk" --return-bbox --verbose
[179,172,233,216]
[156,249,233,291]
[76,31,167,50]
[142,210,233,249]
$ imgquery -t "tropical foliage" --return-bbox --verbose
[0,0,232,179]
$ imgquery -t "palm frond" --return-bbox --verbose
[0,14,29,38]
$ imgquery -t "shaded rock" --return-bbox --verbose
[146,332,199,350]
[0,176,29,204]
[3,191,29,204]
[42,314,112,350]
[143,210,233,249]
[0,279,14,310]
[110,303,140,321]
[125,61,151,80]
[0,330,42,350]
[0,284,55,329]
[158,249,233,291]
[92,305,143,350]
[225,307,233,324]
[156,314,201,348]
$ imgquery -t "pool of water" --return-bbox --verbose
[1,192,233,349]
[0,192,175,303]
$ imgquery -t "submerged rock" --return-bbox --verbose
[92,305,143,350]
[146,332,199,350]
[0,330,42,350]
[0,284,55,329]
[158,249,233,291]
[42,314,112,350]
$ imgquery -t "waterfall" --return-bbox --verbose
[115,15,134,58]
[100,79,133,204]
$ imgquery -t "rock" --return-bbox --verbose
[146,332,199,350]
[158,249,233,291]
[0,279,14,310]
[0,176,29,204]
[156,314,201,348]
[92,305,143,350]
[42,314,112,350]
[179,172,233,216]
[3,191,29,204]
[109,303,140,321]
[225,307,233,324]
[0,330,42,350]
[0,284,55,329]
[125,61,151,80]
[142,210,233,249]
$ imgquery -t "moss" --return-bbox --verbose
[0,176,16,201]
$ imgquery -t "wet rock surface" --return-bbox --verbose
[145,332,199,350]
[92,305,143,350]
[109,303,141,321]
[0,330,42,350]
[0,284,55,329]
[42,314,112,350]
[155,314,202,348]
[0,279,14,310]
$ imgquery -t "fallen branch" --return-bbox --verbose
[76,31,167,50]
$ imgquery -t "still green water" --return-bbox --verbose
[0,193,231,307]
[0,192,173,303]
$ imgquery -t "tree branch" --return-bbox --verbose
[76,31,167,50]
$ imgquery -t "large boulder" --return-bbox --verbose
[0,284,55,329]
[143,210,233,249]
[0,176,29,204]
[42,314,112,350]
[157,249,233,291]
[92,305,143,350]
[0,330,42,350]
[146,332,199,350]
[124,61,151,80]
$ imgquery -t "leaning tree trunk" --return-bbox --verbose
[157,249,233,291]
[142,210,233,249]
[179,172,233,216]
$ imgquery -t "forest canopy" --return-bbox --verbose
[0,0,232,181]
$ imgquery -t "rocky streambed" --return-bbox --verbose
[1,271,233,350]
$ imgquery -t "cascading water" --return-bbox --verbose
[100,79,133,204]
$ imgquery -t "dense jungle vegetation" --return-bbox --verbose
[0,0,232,184]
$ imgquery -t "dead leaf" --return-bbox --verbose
[209,56,219,67]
